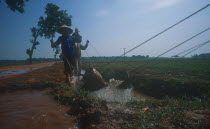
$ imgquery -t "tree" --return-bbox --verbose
[54,47,61,59]
[5,0,29,13]
[38,3,72,59]
[26,27,40,64]
[25,3,72,64]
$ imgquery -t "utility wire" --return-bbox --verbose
[156,28,209,58]
[128,28,209,73]
[183,40,210,57]
[172,40,210,57]
[82,4,210,78]
[97,26,209,71]
[121,4,210,56]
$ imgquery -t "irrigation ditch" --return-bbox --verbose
[0,62,210,129]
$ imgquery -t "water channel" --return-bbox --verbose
[0,89,75,129]
[0,68,148,129]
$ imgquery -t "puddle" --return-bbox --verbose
[0,89,75,129]
[0,67,38,77]
[0,64,52,77]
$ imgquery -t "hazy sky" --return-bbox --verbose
[0,0,209,60]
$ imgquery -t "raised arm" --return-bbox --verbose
[80,40,89,50]
[50,36,62,48]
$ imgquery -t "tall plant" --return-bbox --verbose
[38,3,72,58]
[26,27,40,64]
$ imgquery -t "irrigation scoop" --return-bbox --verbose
[81,67,108,91]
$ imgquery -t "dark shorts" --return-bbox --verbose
[62,54,75,75]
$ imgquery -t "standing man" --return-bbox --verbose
[50,25,83,84]
[72,28,89,75]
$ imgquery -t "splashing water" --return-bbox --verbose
[89,78,146,103]
[70,71,147,102]
[90,86,136,103]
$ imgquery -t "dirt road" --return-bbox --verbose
[0,62,56,72]
[0,62,66,92]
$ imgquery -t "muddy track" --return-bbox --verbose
[0,62,56,72]
[0,62,66,92]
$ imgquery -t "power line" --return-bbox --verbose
[128,28,209,73]
[99,27,209,72]
[121,4,210,56]
[85,4,210,76]
[172,40,210,57]
[183,40,210,57]
[156,28,209,58]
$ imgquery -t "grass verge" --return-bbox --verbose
[82,58,210,98]
[51,83,210,129]
[126,97,210,129]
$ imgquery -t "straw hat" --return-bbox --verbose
[57,25,73,34]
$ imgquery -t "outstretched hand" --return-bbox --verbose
[86,40,89,44]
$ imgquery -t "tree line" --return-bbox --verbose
[192,53,210,58]
[81,55,150,61]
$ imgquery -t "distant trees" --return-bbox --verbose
[81,55,150,61]
[171,55,179,58]
[38,3,72,59]
[4,0,29,13]
[192,53,210,58]
[26,27,40,64]
[131,55,149,59]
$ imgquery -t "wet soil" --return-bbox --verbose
[0,89,75,129]
[0,62,66,92]
[0,62,56,79]
[0,62,56,72]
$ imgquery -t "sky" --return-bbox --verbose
[0,0,209,60]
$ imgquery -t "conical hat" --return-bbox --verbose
[57,25,73,34]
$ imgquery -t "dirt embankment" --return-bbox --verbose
[52,84,210,129]
[0,62,56,72]
[0,62,66,92]
[52,84,140,129]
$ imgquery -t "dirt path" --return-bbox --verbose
[0,62,60,79]
[0,62,66,92]
[0,62,57,72]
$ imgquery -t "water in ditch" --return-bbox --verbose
[90,78,147,102]
[0,89,75,129]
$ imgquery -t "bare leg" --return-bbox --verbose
[63,54,75,86]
